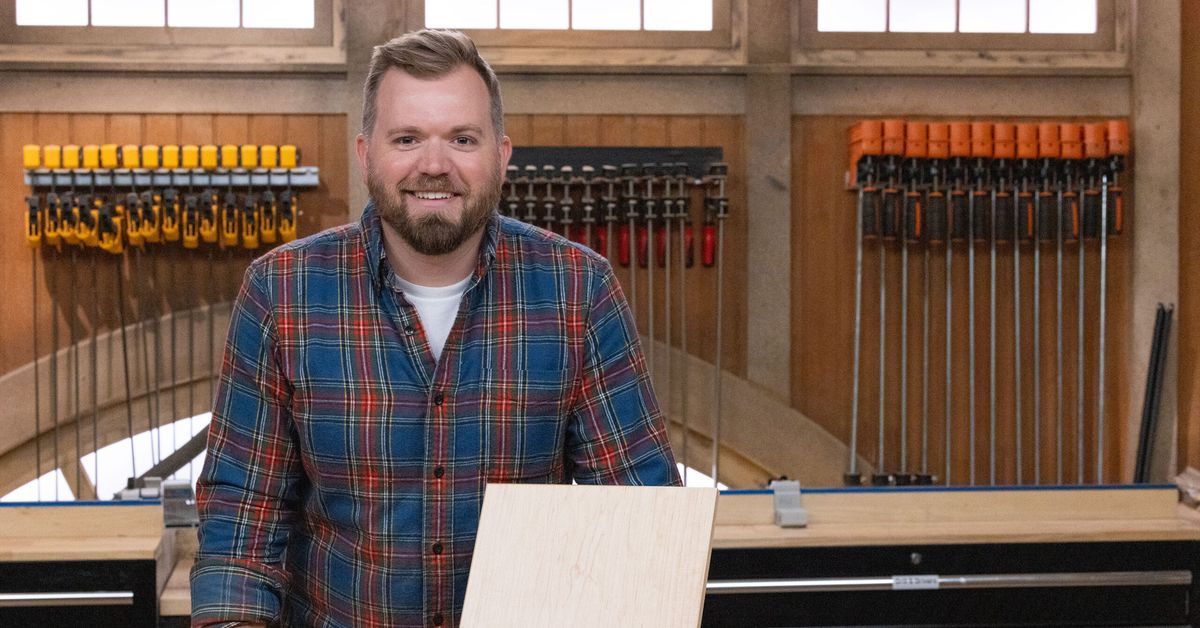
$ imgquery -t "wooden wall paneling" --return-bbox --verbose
[564,115,601,146]
[317,115,350,233]
[701,115,746,378]
[503,114,533,146]
[212,114,252,310]
[598,115,635,146]
[283,114,321,238]
[0,113,36,411]
[1,112,346,490]
[530,115,566,145]
[791,115,1131,486]
[666,115,705,357]
[1180,1,1200,474]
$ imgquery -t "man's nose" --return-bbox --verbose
[416,141,450,177]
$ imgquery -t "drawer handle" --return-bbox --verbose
[0,591,134,607]
[706,570,1192,594]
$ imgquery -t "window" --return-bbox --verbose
[2,0,332,47]
[796,0,1117,54]
[815,0,1096,34]
[419,0,732,49]
[15,0,314,28]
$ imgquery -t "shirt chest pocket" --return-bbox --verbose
[474,368,570,482]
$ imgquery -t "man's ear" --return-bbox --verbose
[355,133,370,185]
[499,134,513,172]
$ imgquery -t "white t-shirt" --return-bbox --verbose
[393,274,471,361]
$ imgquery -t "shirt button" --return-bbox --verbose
[433,392,445,406]
[434,466,445,479]
[432,613,444,626]
[432,542,443,555]
[404,325,415,335]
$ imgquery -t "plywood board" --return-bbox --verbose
[462,484,718,628]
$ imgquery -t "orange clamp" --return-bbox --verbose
[993,123,1016,160]
[949,122,971,158]
[1107,119,1129,156]
[1084,123,1107,159]
[904,122,927,158]
[1016,124,1039,160]
[1059,123,1083,160]
[1038,123,1060,158]
[970,122,992,158]
[927,123,950,159]
[882,119,905,156]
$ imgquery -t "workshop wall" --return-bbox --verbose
[0,112,349,376]
[791,116,1132,486]
[1177,3,1200,476]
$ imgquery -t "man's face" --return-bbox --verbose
[357,65,512,256]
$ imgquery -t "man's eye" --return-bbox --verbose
[453,136,477,145]
[394,136,416,145]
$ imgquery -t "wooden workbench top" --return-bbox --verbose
[712,486,1200,548]
[0,503,165,561]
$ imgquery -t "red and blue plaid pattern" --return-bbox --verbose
[191,204,680,627]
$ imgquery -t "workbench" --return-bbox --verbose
[705,485,1200,626]
[7,486,1197,626]
[0,502,171,628]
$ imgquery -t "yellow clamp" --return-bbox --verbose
[182,145,200,169]
[140,191,162,243]
[261,145,279,169]
[241,194,260,249]
[99,204,125,255]
[23,145,41,169]
[200,145,219,170]
[240,145,258,169]
[220,192,239,248]
[43,145,62,170]
[25,196,42,249]
[79,196,101,248]
[199,191,219,244]
[43,193,63,248]
[182,195,200,250]
[259,190,278,245]
[63,145,81,169]
[161,190,181,242]
[279,191,298,242]
[82,145,100,170]
[124,193,144,248]
[100,144,119,169]
[142,145,160,170]
[162,145,181,169]
[281,145,298,169]
[61,194,81,247]
[221,145,239,170]
[121,145,140,169]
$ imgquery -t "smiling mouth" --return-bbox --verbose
[408,191,458,201]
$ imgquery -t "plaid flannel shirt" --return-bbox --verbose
[191,204,680,627]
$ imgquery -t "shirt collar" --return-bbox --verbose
[359,201,501,292]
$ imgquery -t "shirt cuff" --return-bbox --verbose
[189,557,285,626]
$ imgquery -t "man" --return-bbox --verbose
[190,29,679,627]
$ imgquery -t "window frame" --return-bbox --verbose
[791,0,1128,74]
[796,0,1116,51]
[0,0,344,72]
[1,0,332,46]
[411,0,737,52]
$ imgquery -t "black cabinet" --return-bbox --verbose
[704,541,1200,626]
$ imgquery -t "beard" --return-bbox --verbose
[368,165,502,257]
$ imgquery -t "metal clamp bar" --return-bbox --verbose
[706,570,1191,595]
[0,591,134,607]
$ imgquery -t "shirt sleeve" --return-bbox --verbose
[566,258,682,486]
[190,263,302,627]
